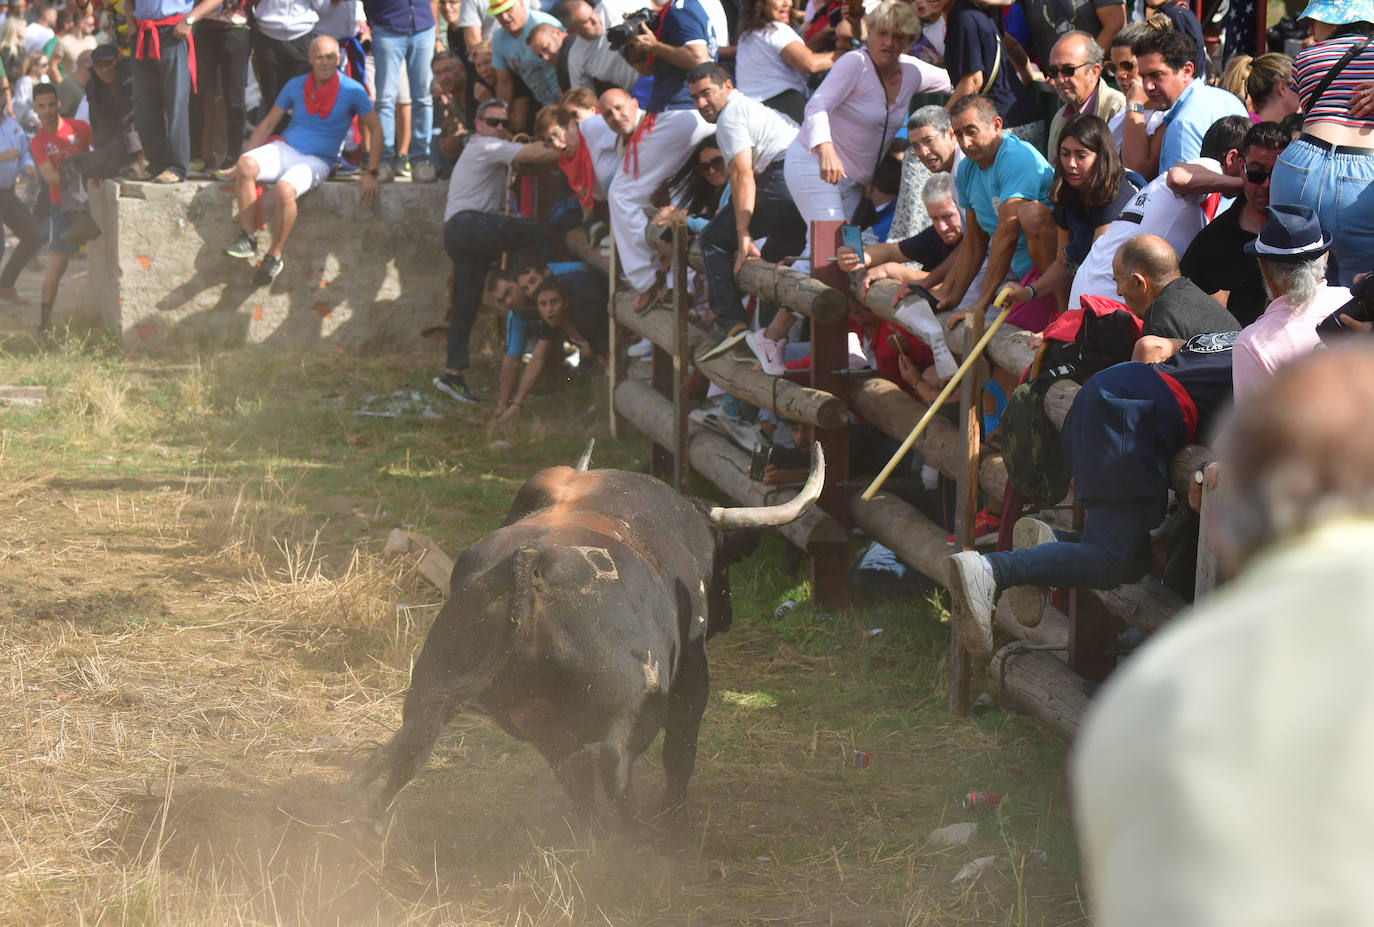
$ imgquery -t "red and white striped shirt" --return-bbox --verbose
[1293,34,1374,128]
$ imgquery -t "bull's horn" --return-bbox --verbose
[574,439,595,472]
[709,443,825,528]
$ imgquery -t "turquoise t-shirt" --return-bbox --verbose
[277,73,373,163]
[954,132,1053,279]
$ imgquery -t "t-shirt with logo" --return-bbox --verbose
[1069,157,1223,310]
[275,73,373,163]
[30,117,91,206]
[646,0,726,114]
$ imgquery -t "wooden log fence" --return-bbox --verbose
[600,213,1217,737]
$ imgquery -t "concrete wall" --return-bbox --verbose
[87,177,451,352]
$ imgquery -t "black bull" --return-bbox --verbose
[347,443,825,820]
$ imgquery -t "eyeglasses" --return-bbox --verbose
[1115,60,1137,73]
[696,155,725,173]
[482,116,510,128]
[1043,61,1091,80]
[1245,166,1273,183]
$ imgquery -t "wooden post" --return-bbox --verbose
[948,310,986,717]
[671,224,691,491]
[808,219,851,611]
[606,226,620,440]
[1068,588,1117,683]
[1194,477,1220,600]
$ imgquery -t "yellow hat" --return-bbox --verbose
[487,0,515,14]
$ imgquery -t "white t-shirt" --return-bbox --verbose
[714,89,798,173]
[1069,157,1222,309]
[457,0,499,40]
[579,113,621,199]
[735,21,808,101]
[444,134,524,220]
[921,16,945,55]
[24,23,54,54]
[314,0,362,39]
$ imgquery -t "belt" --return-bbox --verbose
[1298,132,1374,156]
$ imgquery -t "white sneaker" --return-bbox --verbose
[745,330,787,375]
[627,337,652,359]
[1004,518,1056,629]
[946,551,996,658]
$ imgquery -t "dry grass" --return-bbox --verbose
[0,344,1088,926]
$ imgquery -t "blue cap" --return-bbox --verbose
[1243,203,1332,263]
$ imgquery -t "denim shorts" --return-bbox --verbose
[1270,135,1374,286]
[48,210,75,255]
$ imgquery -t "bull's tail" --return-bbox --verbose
[344,546,545,819]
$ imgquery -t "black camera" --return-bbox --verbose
[748,444,774,482]
[607,7,661,52]
[1317,272,1374,342]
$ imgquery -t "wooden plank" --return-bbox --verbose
[1194,478,1219,600]
[606,222,620,440]
[808,219,851,612]
[990,643,1090,741]
[671,225,691,491]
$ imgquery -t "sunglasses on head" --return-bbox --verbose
[1245,166,1273,183]
[696,155,725,172]
[482,116,510,128]
[1043,61,1090,80]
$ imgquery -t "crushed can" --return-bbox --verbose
[963,790,1002,810]
[853,750,870,770]
[774,598,797,619]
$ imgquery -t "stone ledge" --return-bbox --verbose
[88,177,450,352]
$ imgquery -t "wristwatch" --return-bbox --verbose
[1126,103,1146,114]
[367,167,379,177]
[1193,461,1211,485]
[184,13,196,24]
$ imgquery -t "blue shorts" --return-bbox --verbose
[49,210,76,255]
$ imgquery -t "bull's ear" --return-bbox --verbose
[719,528,760,564]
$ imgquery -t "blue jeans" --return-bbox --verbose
[372,24,435,165]
[443,210,553,370]
[131,26,191,178]
[699,162,807,330]
[984,499,1163,592]
[1270,136,1374,286]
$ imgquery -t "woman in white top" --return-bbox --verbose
[782,0,951,242]
[12,51,48,134]
[735,0,839,122]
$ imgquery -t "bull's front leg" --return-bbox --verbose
[660,645,708,813]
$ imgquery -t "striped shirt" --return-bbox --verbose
[1293,34,1374,128]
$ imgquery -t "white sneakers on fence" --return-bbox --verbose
[745,331,787,375]
[946,551,996,659]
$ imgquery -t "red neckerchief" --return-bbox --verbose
[623,111,656,179]
[134,15,198,93]
[561,126,598,211]
[303,73,340,119]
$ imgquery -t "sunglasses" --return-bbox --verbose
[1245,166,1273,183]
[1043,61,1091,80]
[696,155,726,173]
[1115,60,1137,73]
[482,116,510,128]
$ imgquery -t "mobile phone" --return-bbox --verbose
[748,444,774,481]
[840,224,864,265]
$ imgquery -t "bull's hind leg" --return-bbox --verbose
[345,695,456,821]
[660,645,709,813]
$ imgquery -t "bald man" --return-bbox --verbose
[1112,233,1239,341]
[226,35,383,288]
[1045,31,1124,160]
[564,0,639,93]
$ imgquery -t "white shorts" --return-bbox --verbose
[244,140,330,197]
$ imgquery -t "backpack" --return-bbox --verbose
[999,296,1142,507]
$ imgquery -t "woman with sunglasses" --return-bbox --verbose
[1003,114,1143,311]
[655,136,730,230]
[1269,0,1374,287]
[12,50,49,133]
[735,0,839,122]
[782,0,949,248]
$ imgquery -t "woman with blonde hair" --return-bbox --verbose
[1220,52,1300,123]
[12,51,49,133]
[0,18,25,84]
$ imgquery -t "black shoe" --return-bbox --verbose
[696,323,749,363]
[251,254,283,288]
[226,231,257,259]
[433,373,478,405]
[59,211,101,246]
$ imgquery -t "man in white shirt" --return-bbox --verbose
[1069,114,1249,310]
[436,98,559,405]
[687,62,805,371]
[562,0,638,93]
[23,1,56,53]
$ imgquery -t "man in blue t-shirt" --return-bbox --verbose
[224,35,382,288]
[935,94,1053,320]
[607,0,724,308]
[490,0,564,131]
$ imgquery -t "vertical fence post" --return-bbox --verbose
[671,224,691,491]
[948,310,985,716]
[1194,477,1220,600]
[606,226,621,440]
[808,220,851,612]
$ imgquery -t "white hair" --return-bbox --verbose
[1261,253,1327,311]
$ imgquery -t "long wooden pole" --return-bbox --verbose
[861,286,1016,501]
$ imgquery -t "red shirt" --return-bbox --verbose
[30,118,92,206]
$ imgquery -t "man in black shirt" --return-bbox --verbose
[1114,233,1239,341]
[1179,121,1289,326]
